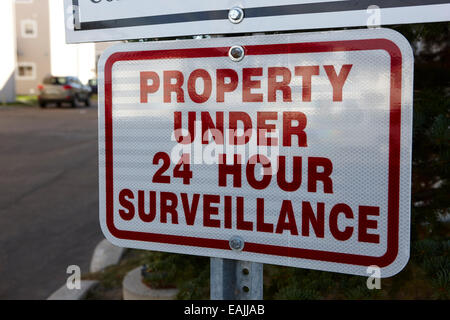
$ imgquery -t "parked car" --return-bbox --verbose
[38,76,92,108]
[88,78,98,96]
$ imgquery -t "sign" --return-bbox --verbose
[65,0,450,43]
[98,28,413,277]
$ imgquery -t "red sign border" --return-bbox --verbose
[103,38,402,268]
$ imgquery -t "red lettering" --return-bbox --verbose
[329,203,353,241]
[201,112,224,144]
[308,157,333,194]
[358,206,380,243]
[160,192,178,224]
[246,154,272,190]
[181,193,199,226]
[216,69,238,102]
[229,111,252,145]
[218,154,242,188]
[173,111,195,144]
[294,66,319,102]
[118,189,135,221]
[236,196,253,231]
[164,70,184,103]
[323,64,352,101]
[283,111,307,147]
[224,195,233,229]
[138,190,156,223]
[256,198,273,233]
[203,194,221,228]
[257,112,278,146]
[275,200,298,235]
[277,156,302,192]
[187,69,212,103]
[301,201,325,238]
[242,68,263,102]
[140,71,160,103]
[268,67,292,102]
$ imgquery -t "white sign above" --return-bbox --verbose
[64,0,450,43]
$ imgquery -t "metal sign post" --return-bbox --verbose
[210,258,263,300]
[211,235,263,299]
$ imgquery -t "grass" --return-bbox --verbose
[0,95,38,106]
[16,95,38,105]
[0,95,98,107]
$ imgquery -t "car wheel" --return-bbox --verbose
[84,97,91,107]
[71,96,80,108]
[39,101,46,108]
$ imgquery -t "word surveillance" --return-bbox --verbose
[118,190,381,244]
[115,61,382,246]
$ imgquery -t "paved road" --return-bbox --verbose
[0,102,103,299]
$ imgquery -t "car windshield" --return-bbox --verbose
[89,79,97,86]
[43,77,68,85]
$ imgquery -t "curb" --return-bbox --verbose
[90,239,126,273]
[46,238,126,300]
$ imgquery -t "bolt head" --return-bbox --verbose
[228,7,244,24]
[229,236,244,251]
[228,46,245,62]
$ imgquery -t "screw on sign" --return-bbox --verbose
[98,29,413,278]
[228,46,245,62]
[229,236,245,251]
[228,7,244,24]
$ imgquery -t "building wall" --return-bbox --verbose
[49,0,96,84]
[0,0,17,103]
[15,0,51,95]
[15,0,97,95]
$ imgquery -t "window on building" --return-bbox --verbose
[17,63,36,80]
[20,20,38,38]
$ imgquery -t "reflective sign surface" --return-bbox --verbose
[98,29,413,277]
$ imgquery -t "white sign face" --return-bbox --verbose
[65,0,450,43]
[98,28,413,277]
